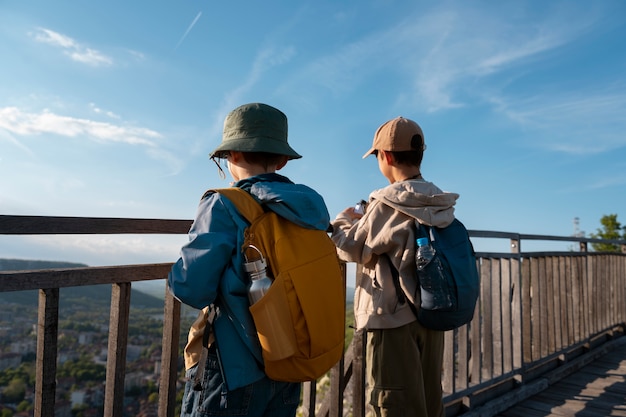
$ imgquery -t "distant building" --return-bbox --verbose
[55,399,72,417]
[71,390,87,407]
[126,345,145,362]
[10,339,36,355]
[58,350,80,365]
[125,371,147,391]
[78,332,97,345]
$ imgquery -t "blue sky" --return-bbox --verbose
[1,0,626,267]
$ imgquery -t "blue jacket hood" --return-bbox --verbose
[237,173,330,230]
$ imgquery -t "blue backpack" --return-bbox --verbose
[413,219,480,331]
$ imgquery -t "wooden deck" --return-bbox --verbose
[492,337,626,417]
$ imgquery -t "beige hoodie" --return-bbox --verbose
[331,179,458,330]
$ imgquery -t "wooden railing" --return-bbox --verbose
[1,215,625,417]
[442,232,626,416]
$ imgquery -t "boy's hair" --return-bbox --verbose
[387,134,424,167]
[240,152,288,169]
[211,151,287,178]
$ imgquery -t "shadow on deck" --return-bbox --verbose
[487,336,626,417]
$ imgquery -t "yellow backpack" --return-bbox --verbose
[214,188,345,382]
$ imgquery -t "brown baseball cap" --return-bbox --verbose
[362,116,425,159]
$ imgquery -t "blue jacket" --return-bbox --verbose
[168,173,331,390]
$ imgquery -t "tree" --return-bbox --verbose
[2,378,26,403]
[16,400,31,412]
[590,214,625,252]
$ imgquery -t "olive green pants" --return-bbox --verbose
[366,320,444,417]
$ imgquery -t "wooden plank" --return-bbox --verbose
[616,258,626,323]
[511,257,523,370]
[481,259,493,381]
[442,329,455,393]
[491,259,503,377]
[530,258,542,362]
[590,256,600,334]
[617,256,626,325]
[538,257,549,359]
[551,256,561,352]
[564,257,575,345]
[471,277,482,386]
[559,256,573,349]
[501,259,513,375]
[577,256,588,343]
[545,257,556,355]
[521,257,533,366]
[597,255,606,331]
[457,324,470,391]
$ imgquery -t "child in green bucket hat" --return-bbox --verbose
[169,103,331,417]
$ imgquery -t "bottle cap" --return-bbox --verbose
[416,237,429,247]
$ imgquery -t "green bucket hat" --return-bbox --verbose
[210,103,302,159]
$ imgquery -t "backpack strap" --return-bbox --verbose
[192,306,217,391]
[208,188,264,224]
[384,254,418,318]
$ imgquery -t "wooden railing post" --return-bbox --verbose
[159,288,182,417]
[34,288,59,417]
[300,380,317,416]
[103,282,131,417]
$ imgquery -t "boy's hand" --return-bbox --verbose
[340,207,363,221]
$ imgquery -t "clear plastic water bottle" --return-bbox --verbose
[244,245,272,305]
[243,245,297,360]
[415,237,452,310]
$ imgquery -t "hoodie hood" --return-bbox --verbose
[370,179,458,228]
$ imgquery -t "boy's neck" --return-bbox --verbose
[389,167,422,183]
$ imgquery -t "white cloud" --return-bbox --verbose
[89,103,121,120]
[175,11,202,50]
[0,128,35,156]
[8,235,183,267]
[493,90,626,154]
[0,106,160,146]
[31,27,113,67]
[394,7,585,112]
[276,4,596,113]
[32,27,76,48]
[220,44,296,128]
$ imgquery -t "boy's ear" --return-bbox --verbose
[381,150,394,165]
[229,151,242,162]
[276,155,289,170]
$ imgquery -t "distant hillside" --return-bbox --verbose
[0,258,164,309]
[0,258,356,307]
[0,258,88,271]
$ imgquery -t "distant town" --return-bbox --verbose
[0,259,197,417]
